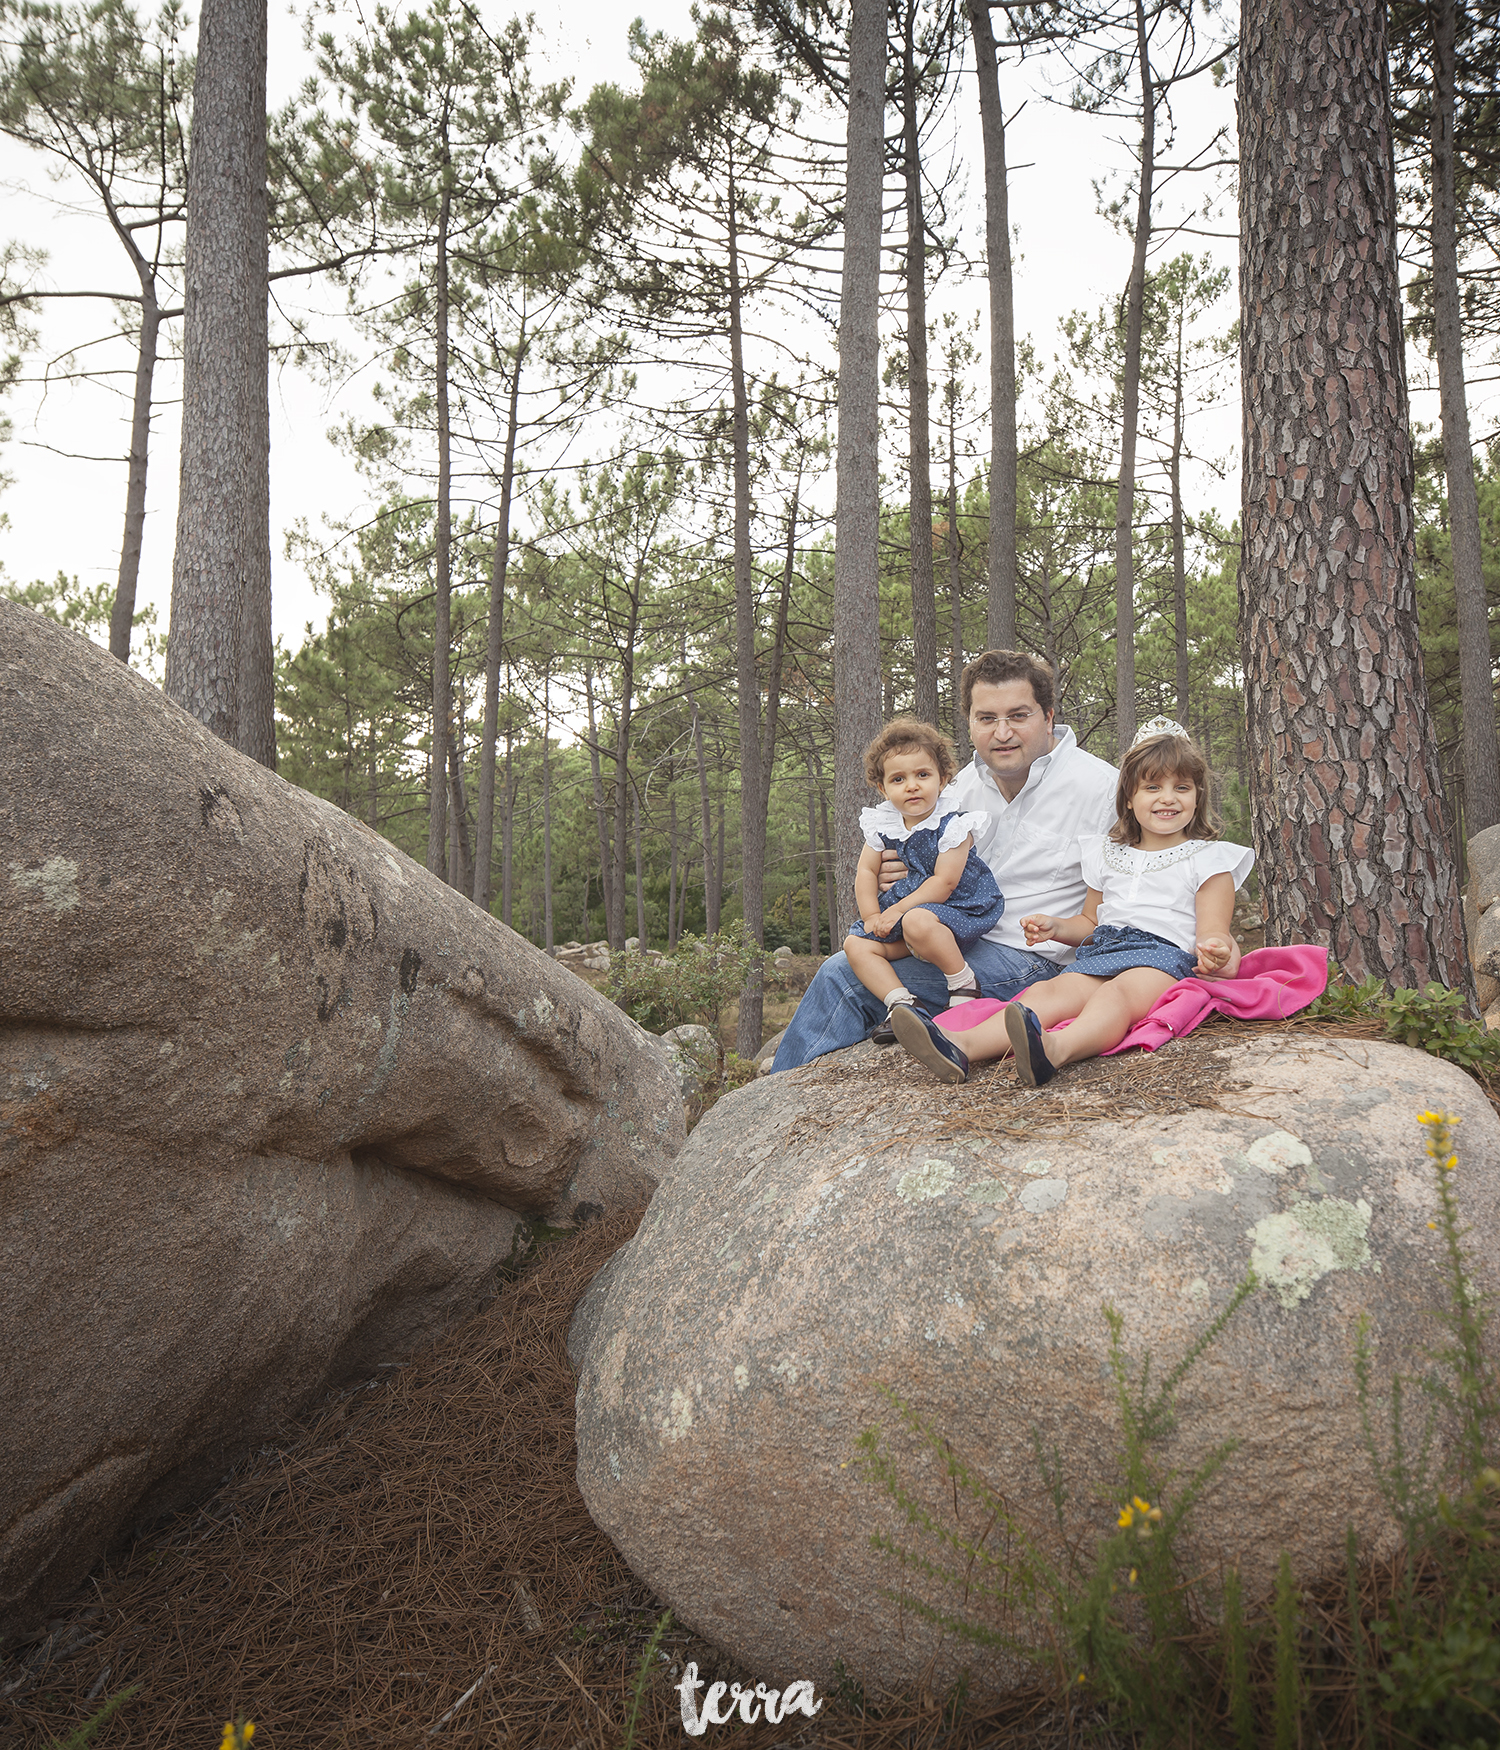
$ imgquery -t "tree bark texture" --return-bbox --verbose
[948,397,970,757]
[1113,0,1154,754]
[807,775,821,956]
[694,702,719,934]
[609,580,641,951]
[902,2,939,728]
[669,793,680,949]
[426,179,454,878]
[542,676,554,951]
[1238,0,1469,990]
[110,291,160,663]
[585,670,616,943]
[1431,0,1499,832]
[970,0,1018,652]
[729,163,767,1051]
[634,786,646,946]
[1171,329,1189,723]
[165,0,272,766]
[833,0,887,930]
[474,319,526,904]
[447,715,472,898]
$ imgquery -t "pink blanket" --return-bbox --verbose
[937,945,1331,1054]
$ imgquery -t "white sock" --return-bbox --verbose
[885,987,918,1010]
[945,963,977,992]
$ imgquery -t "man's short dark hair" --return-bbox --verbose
[959,649,1056,719]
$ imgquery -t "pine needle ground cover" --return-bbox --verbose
[0,1213,1096,1750]
[2,1006,1496,1749]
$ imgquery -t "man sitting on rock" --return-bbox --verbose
[770,650,1119,1071]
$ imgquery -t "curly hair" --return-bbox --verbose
[863,717,958,790]
[1110,734,1222,846]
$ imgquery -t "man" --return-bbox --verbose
[771,649,1118,1071]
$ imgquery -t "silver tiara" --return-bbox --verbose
[1131,715,1191,747]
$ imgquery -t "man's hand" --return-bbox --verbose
[878,849,908,893]
[1020,914,1061,946]
[1194,933,1235,977]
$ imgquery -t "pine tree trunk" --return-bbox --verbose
[970,0,1018,651]
[501,713,513,925]
[609,588,641,951]
[669,792,680,948]
[426,178,454,874]
[729,162,766,1051]
[948,398,969,757]
[807,774,821,956]
[474,318,526,903]
[1239,0,1469,991]
[165,0,272,765]
[110,288,160,663]
[1113,0,1154,754]
[817,767,837,941]
[542,675,554,952]
[716,805,725,932]
[834,0,887,929]
[367,719,378,828]
[585,669,615,942]
[447,712,473,898]
[1171,324,1189,723]
[903,3,939,727]
[1432,0,1499,832]
[694,702,719,934]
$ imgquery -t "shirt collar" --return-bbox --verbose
[969,723,1078,804]
[870,799,942,842]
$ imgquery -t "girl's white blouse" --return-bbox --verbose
[1080,835,1255,952]
[859,798,983,852]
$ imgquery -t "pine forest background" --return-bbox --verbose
[1,0,1497,984]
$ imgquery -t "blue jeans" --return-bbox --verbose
[770,939,1066,1071]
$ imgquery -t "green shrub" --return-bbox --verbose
[604,925,775,1063]
[1309,970,1500,1084]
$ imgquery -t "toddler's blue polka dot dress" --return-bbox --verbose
[846,803,1003,947]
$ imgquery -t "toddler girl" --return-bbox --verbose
[843,717,1004,1053]
[893,721,1251,1085]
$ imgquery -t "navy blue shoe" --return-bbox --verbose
[869,998,937,1045]
[1004,1002,1057,1087]
[889,1004,970,1084]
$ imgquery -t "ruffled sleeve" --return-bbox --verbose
[859,802,901,850]
[1192,839,1255,889]
[1079,834,1108,892]
[935,810,983,853]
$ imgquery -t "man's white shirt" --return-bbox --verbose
[945,726,1118,961]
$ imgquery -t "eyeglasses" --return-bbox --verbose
[974,708,1041,726]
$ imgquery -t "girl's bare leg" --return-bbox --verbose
[843,934,914,1005]
[934,971,1106,1066]
[1043,968,1175,1068]
[896,908,965,975]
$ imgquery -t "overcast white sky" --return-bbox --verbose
[0,0,1481,658]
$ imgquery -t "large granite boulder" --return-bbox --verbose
[1465,822,1500,1011]
[0,602,683,1645]
[571,1034,1500,1697]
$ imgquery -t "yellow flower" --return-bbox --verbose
[1118,1504,1134,1528]
[1128,1567,1138,1584]
[1132,1495,1152,1514]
